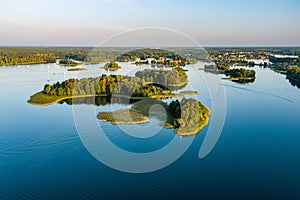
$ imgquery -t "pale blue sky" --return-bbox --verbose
[0,0,299,46]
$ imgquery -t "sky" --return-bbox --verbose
[0,0,299,46]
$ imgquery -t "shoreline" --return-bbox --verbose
[221,77,255,81]
[27,90,199,106]
[174,118,209,136]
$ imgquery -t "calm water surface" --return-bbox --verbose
[1,63,300,199]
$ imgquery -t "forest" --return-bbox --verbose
[59,59,81,66]
[42,74,171,98]
[103,62,122,71]
[224,68,256,78]
[135,67,188,87]
[205,62,256,79]
[38,67,188,99]
[0,47,129,66]
[269,56,299,71]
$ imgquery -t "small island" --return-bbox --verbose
[102,62,122,71]
[222,68,256,83]
[67,68,87,71]
[59,59,82,66]
[97,98,210,136]
[203,63,256,83]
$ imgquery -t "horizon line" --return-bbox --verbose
[1,45,300,48]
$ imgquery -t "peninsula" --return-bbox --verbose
[97,98,210,136]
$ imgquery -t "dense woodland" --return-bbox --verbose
[41,68,189,98]
[59,59,81,66]
[135,67,188,86]
[103,62,122,71]
[206,62,256,79]
[225,68,256,78]
[0,47,129,66]
[169,98,210,134]
[42,75,170,97]
[269,56,299,71]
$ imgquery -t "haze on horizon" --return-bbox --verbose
[0,0,299,47]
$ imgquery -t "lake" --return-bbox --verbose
[1,62,300,199]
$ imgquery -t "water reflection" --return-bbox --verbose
[58,96,140,106]
[231,78,255,84]
[287,77,300,88]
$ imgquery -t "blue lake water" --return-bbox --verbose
[1,63,300,199]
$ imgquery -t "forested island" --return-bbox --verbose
[223,68,256,83]
[97,97,210,135]
[204,63,256,83]
[102,62,122,71]
[58,59,81,66]
[28,67,189,105]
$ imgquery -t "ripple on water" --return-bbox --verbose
[0,129,85,172]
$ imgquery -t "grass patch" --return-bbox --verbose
[27,92,69,106]
[97,108,149,124]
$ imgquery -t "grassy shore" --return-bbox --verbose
[27,90,199,106]
[221,77,255,81]
[97,109,149,124]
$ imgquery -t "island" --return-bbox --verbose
[102,62,122,71]
[58,59,82,66]
[67,68,87,71]
[203,63,256,83]
[97,97,210,136]
[222,68,256,83]
[27,67,190,106]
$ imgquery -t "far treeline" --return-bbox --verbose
[0,47,130,66]
[1,47,300,68]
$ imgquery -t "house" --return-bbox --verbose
[157,57,165,63]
